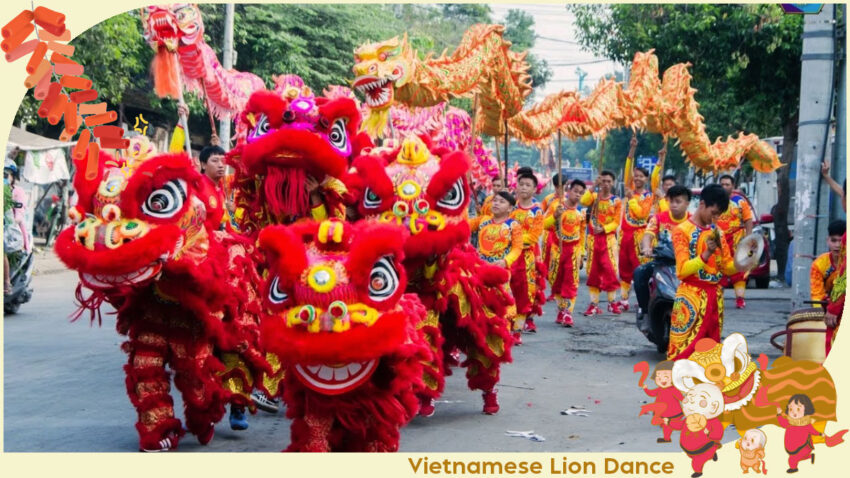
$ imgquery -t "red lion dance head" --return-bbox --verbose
[228,86,372,233]
[55,150,222,300]
[258,219,430,451]
[351,135,471,259]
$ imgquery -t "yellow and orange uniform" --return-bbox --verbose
[668,220,737,360]
[544,200,586,314]
[810,252,840,305]
[619,189,654,299]
[716,192,754,295]
[644,209,691,249]
[509,203,546,324]
[580,190,622,304]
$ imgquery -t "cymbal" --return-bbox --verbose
[734,232,764,272]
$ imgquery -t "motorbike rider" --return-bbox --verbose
[4,159,30,293]
[633,184,692,315]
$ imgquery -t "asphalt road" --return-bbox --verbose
[3,251,790,452]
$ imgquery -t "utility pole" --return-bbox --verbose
[575,67,587,92]
[219,3,235,151]
[831,6,846,222]
[791,4,836,310]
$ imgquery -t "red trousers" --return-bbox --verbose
[587,231,619,291]
[787,442,813,469]
[510,253,532,316]
[688,443,719,473]
[619,225,644,283]
[661,415,683,441]
[550,240,580,300]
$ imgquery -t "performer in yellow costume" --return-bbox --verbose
[544,179,587,327]
[811,220,846,304]
[511,167,546,334]
[580,170,623,316]
[655,175,678,214]
[479,176,505,217]
[618,136,654,311]
[469,190,523,343]
[541,173,565,282]
[668,184,738,360]
[717,175,754,309]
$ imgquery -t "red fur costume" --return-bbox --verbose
[258,219,431,451]
[225,79,374,397]
[54,151,267,451]
[349,135,514,414]
[227,79,373,234]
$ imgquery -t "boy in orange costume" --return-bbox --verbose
[668,184,738,360]
[511,167,546,334]
[580,170,623,316]
[469,190,524,343]
[634,185,692,316]
[656,175,678,214]
[810,220,845,304]
[717,175,754,309]
[541,173,565,281]
[544,179,586,327]
[479,176,505,217]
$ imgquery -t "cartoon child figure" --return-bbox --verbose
[642,360,684,443]
[667,383,725,478]
[735,428,767,474]
[775,394,848,473]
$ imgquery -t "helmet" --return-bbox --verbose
[4,159,19,179]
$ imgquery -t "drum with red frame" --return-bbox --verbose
[770,306,827,363]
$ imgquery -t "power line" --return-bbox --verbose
[535,35,580,45]
[547,59,613,67]
[546,76,615,84]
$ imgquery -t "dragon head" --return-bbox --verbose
[141,4,204,53]
[258,219,414,395]
[351,135,471,260]
[228,85,372,232]
[55,149,222,292]
[352,34,414,113]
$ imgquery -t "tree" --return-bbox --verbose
[502,9,552,93]
[570,3,803,274]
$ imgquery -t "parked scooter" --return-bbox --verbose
[635,238,679,353]
[4,248,34,315]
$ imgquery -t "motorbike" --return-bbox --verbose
[4,200,34,315]
[4,248,34,315]
[635,237,679,354]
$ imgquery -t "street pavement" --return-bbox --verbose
[3,250,791,452]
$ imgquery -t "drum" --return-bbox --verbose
[770,308,827,363]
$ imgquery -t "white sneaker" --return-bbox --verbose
[140,432,178,452]
[251,390,280,413]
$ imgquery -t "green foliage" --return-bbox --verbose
[503,9,552,93]
[14,4,551,143]
[200,4,405,93]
